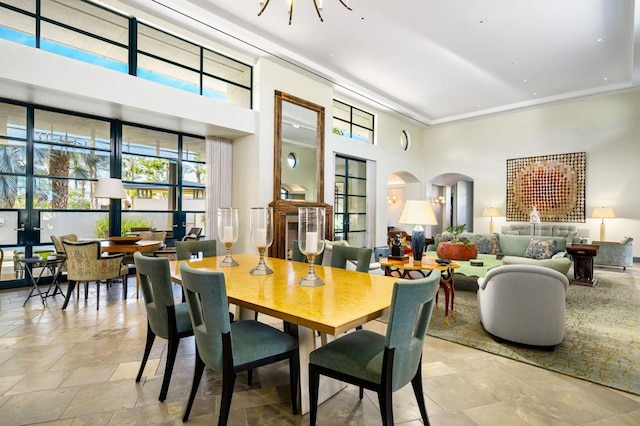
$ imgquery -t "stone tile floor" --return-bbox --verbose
[0,264,639,425]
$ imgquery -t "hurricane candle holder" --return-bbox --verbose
[298,207,325,287]
[249,207,274,275]
[218,207,239,267]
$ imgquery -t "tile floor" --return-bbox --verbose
[0,264,639,425]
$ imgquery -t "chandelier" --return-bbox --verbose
[258,0,352,25]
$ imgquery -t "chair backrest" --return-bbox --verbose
[61,240,102,281]
[180,262,231,372]
[0,248,3,268]
[291,240,324,264]
[175,239,217,260]
[385,271,440,392]
[330,245,373,273]
[51,233,78,254]
[187,227,203,237]
[139,231,167,243]
[134,252,177,339]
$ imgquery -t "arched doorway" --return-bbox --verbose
[428,173,475,234]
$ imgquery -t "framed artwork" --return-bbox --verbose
[506,152,586,222]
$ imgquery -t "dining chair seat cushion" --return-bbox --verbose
[310,330,385,384]
[230,320,299,367]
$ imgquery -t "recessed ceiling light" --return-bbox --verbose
[603,77,608,81]
[523,79,528,83]
[532,92,538,96]
[597,38,603,42]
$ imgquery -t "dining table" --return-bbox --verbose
[101,240,164,298]
[169,253,398,414]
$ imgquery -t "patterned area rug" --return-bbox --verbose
[425,271,639,395]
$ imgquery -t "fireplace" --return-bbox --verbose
[269,199,333,259]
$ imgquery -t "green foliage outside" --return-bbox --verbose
[94,215,150,238]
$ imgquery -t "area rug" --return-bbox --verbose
[425,271,639,395]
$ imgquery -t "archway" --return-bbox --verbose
[385,171,420,233]
[428,173,475,234]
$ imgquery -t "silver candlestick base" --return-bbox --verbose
[250,247,273,275]
[219,242,239,267]
[298,254,324,286]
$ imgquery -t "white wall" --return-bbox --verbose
[423,90,640,257]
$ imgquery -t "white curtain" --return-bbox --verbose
[205,136,233,254]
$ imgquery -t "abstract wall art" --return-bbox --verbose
[506,152,586,222]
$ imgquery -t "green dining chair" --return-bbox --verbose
[330,245,373,273]
[175,239,217,260]
[309,271,441,426]
[291,240,324,264]
[179,263,300,425]
[133,252,193,402]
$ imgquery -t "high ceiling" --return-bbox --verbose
[130,0,639,126]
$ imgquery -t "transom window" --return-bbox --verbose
[332,100,375,144]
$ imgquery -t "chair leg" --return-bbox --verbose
[309,364,320,426]
[62,281,76,310]
[378,389,393,426]
[359,386,364,399]
[219,370,237,426]
[411,362,430,425]
[182,349,206,422]
[84,281,89,299]
[159,333,180,402]
[123,277,128,300]
[248,368,253,386]
[136,322,156,383]
[289,349,299,415]
[96,281,100,310]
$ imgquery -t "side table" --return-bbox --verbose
[566,244,599,287]
[21,255,67,306]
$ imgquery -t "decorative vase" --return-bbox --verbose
[437,242,478,261]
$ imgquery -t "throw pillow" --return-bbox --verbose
[565,231,578,246]
[476,234,501,254]
[524,239,557,260]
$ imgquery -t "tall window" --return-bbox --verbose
[332,100,375,144]
[334,155,367,246]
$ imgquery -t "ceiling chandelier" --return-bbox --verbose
[258,0,352,25]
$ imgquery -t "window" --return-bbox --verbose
[334,155,367,246]
[332,100,375,144]
[0,0,253,108]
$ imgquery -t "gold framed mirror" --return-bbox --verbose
[273,90,325,203]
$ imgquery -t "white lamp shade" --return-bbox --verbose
[482,207,501,217]
[399,200,438,226]
[592,207,615,219]
[93,178,126,199]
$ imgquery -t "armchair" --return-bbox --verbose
[477,264,569,348]
[61,240,128,310]
[593,238,634,270]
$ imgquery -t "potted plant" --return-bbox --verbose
[436,224,478,261]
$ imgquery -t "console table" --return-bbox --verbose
[566,244,599,286]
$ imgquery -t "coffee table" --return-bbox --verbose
[379,257,459,325]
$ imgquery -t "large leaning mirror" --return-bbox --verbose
[273,90,325,203]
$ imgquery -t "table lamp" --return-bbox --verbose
[93,178,127,237]
[399,200,438,264]
[482,207,501,234]
[592,207,615,241]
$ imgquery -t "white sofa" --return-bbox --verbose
[477,264,569,348]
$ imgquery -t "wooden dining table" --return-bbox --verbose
[169,253,398,414]
[100,239,164,254]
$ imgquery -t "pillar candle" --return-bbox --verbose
[256,228,267,247]
[306,231,318,254]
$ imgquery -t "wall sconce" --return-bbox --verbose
[432,196,445,205]
[387,195,397,204]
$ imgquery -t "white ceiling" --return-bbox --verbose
[130,0,640,126]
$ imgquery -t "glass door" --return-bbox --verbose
[334,155,367,246]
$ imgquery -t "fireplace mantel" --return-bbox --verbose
[269,199,333,259]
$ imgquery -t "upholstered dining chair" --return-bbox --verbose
[309,271,440,426]
[179,263,299,425]
[175,239,217,260]
[133,252,193,402]
[330,245,373,273]
[61,240,128,310]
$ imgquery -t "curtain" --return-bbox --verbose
[205,136,233,254]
